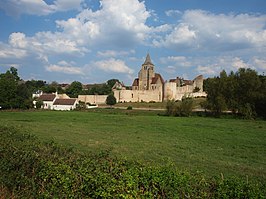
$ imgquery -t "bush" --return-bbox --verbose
[127,106,133,110]
[106,94,116,106]
[166,97,194,117]
[35,100,43,109]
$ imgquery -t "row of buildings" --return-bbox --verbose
[79,53,206,105]
[35,53,206,110]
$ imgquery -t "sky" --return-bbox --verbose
[0,0,266,85]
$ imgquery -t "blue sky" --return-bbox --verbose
[0,0,265,85]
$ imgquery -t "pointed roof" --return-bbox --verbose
[151,73,164,84]
[132,78,139,87]
[143,53,154,65]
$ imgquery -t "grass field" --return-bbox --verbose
[0,109,265,182]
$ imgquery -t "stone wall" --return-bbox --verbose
[114,89,162,102]
[78,95,108,105]
[164,82,207,101]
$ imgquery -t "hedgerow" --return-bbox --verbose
[0,125,265,198]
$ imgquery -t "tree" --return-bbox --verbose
[0,70,18,109]
[66,81,83,98]
[106,94,116,106]
[204,68,266,118]
[107,79,120,88]
[0,67,31,109]
[35,100,43,109]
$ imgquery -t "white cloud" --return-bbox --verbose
[97,50,135,58]
[46,61,83,75]
[197,65,219,76]
[232,57,249,70]
[0,0,84,16]
[155,10,266,51]
[53,0,84,11]
[55,0,151,48]
[157,24,197,49]
[252,58,266,70]
[93,58,134,74]
[9,32,27,48]
[160,56,192,67]
[165,9,182,17]
[0,42,27,59]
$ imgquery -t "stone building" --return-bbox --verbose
[113,53,206,102]
[79,53,206,104]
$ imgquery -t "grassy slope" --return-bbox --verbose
[0,110,265,181]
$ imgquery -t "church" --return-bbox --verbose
[113,53,206,102]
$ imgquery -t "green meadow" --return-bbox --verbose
[1,110,265,182]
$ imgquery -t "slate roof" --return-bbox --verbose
[39,94,56,101]
[151,73,164,84]
[143,53,154,65]
[53,99,77,105]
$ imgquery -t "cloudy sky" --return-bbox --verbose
[0,0,265,85]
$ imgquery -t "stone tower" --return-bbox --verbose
[138,53,155,90]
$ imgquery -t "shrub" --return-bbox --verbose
[166,97,194,117]
[127,106,133,110]
[106,94,116,106]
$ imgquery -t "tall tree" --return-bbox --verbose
[0,67,31,109]
[66,81,83,98]
[204,68,265,118]
[0,70,17,109]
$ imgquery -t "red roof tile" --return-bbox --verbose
[132,78,139,87]
[39,94,56,101]
[53,99,77,105]
[151,73,164,84]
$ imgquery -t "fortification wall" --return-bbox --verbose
[78,95,108,105]
[114,89,162,102]
[164,82,177,101]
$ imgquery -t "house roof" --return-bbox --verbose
[169,77,180,83]
[39,94,56,101]
[151,73,164,84]
[53,99,77,105]
[183,80,193,86]
[132,78,139,87]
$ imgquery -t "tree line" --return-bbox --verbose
[203,68,266,118]
[0,67,119,109]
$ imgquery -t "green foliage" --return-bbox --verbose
[204,68,266,118]
[66,81,83,98]
[127,106,133,110]
[0,126,265,198]
[193,86,200,93]
[166,97,194,117]
[106,94,116,106]
[35,100,43,109]
[107,78,120,88]
[25,80,46,93]
[84,79,121,95]
[41,84,57,93]
[0,67,31,109]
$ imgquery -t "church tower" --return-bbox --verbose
[138,53,155,90]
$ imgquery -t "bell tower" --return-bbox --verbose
[138,53,155,90]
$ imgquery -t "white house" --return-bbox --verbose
[38,94,56,109]
[52,98,78,111]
